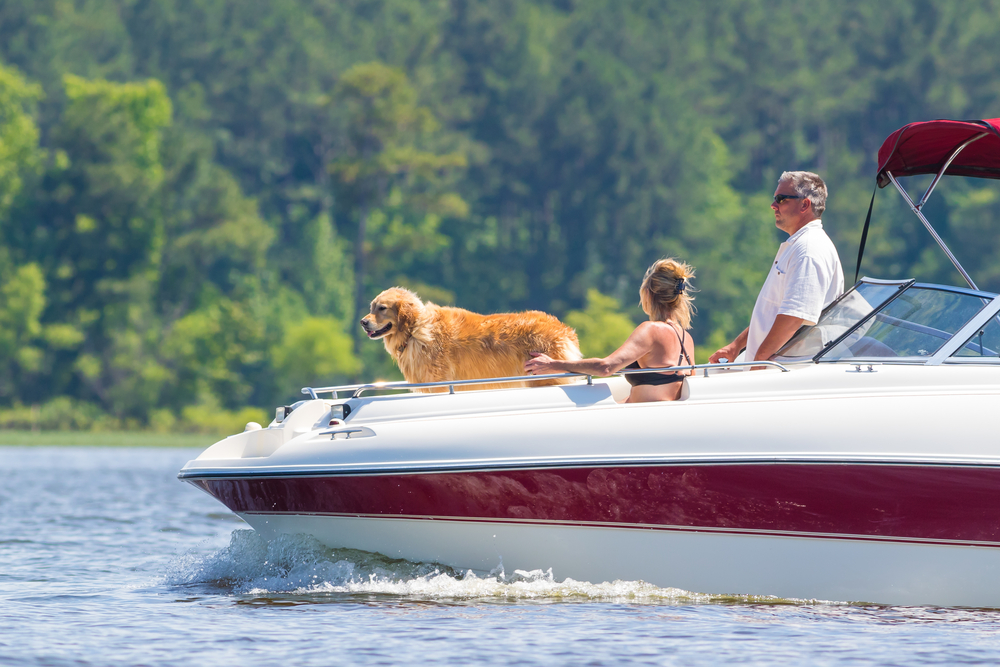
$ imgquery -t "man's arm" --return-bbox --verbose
[753,314,805,361]
[709,327,749,364]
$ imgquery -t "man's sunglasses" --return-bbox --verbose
[773,194,805,205]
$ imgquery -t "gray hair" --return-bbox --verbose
[779,171,827,217]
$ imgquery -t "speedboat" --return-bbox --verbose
[179,118,1000,607]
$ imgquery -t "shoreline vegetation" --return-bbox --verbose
[0,430,217,447]
[0,397,267,441]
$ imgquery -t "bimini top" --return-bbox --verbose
[876,118,1000,187]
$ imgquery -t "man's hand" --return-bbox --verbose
[709,327,749,364]
[709,344,739,364]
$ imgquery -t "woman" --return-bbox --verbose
[525,258,696,403]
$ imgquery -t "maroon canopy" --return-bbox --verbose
[876,118,1000,187]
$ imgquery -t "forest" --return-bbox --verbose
[0,0,998,432]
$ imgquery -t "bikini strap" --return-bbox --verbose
[676,327,692,366]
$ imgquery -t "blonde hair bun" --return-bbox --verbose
[640,258,696,329]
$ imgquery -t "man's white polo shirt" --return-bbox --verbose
[745,219,844,361]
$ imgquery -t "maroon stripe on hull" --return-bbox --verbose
[192,464,1000,544]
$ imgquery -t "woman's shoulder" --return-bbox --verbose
[641,319,685,331]
[635,320,687,340]
[633,320,670,336]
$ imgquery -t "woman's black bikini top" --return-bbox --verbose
[624,326,692,387]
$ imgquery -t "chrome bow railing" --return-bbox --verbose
[301,360,789,399]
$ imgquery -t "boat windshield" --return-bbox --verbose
[951,313,1000,358]
[775,279,997,362]
[774,280,907,360]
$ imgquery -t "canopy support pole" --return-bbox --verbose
[916,133,988,210]
[886,171,979,291]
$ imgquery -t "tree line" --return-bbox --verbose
[0,0,998,432]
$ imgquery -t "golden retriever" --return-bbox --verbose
[360,287,582,390]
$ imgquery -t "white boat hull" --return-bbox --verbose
[242,512,1000,607]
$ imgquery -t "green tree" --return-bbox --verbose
[0,63,52,400]
[156,125,275,315]
[0,62,42,219]
[564,289,637,359]
[0,261,46,397]
[272,316,361,393]
[40,75,172,313]
[160,297,271,410]
[330,61,467,339]
[36,75,172,416]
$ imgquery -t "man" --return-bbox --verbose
[709,171,844,365]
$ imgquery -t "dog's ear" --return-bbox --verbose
[394,292,421,335]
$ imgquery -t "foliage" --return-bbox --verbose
[330,61,468,332]
[0,395,267,436]
[0,62,41,218]
[0,261,48,397]
[179,400,270,436]
[0,1,999,428]
[0,397,112,431]
[272,316,361,391]
[0,429,215,447]
[564,290,638,359]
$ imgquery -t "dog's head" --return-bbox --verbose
[360,287,423,343]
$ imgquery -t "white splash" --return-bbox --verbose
[165,529,737,602]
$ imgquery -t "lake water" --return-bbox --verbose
[3,446,1000,666]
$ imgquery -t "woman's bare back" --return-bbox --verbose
[625,321,695,403]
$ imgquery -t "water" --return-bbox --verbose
[3,447,1000,666]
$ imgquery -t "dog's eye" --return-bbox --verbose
[378,305,387,311]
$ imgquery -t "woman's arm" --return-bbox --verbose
[524,353,616,377]
[524,322,657,376]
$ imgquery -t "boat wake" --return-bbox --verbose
[163,529,783,604]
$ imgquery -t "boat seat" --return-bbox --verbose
[849,336,897,357]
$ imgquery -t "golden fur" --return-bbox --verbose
[360,287,582,390]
